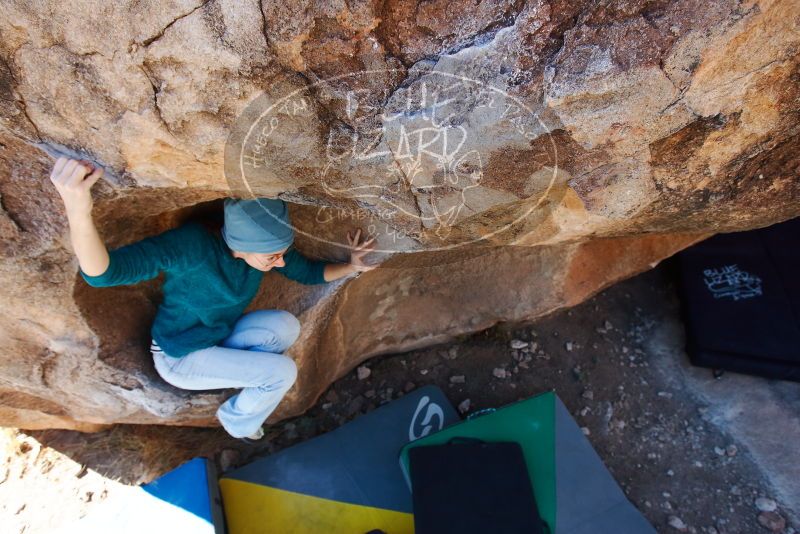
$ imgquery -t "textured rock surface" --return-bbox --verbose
[0,0,797,429]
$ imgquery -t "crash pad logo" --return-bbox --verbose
[703,264,763,300]
[409,395,445,441]
[224,69,558,254]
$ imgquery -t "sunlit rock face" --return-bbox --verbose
[0,0,797,429]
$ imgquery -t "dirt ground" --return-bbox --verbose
[2,262,798,533]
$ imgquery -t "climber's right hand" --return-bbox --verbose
[48,157,110,276]
[49,157,103,218]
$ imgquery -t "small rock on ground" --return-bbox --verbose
[668,515,688,531]
[757,511,786,532]
[755,497,777,513]
[356,366,371,380]
[218,449,240,473]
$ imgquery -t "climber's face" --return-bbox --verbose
[232,247,288,271]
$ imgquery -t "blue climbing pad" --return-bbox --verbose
[141,457,223,528]
[220,385,459,534]
[60,457,224,534]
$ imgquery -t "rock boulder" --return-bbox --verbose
[0,0,797,429]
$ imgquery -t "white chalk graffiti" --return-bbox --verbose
[227,68,558,254]
[322,79,485,237]
[703,264,763,300]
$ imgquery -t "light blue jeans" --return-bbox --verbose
[152,310,300,438]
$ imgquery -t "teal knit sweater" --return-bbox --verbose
[81,222,327,357]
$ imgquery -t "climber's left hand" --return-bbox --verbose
[347,228,377,272]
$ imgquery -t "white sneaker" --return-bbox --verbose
[245,427,264,441]
[240,427,265,443]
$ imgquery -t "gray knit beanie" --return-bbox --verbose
[221,198,295,253]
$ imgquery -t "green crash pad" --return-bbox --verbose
[400,391,655,534]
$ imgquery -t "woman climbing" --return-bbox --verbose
[49,156,377,441]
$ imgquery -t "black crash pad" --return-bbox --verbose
[676,216,800,381]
